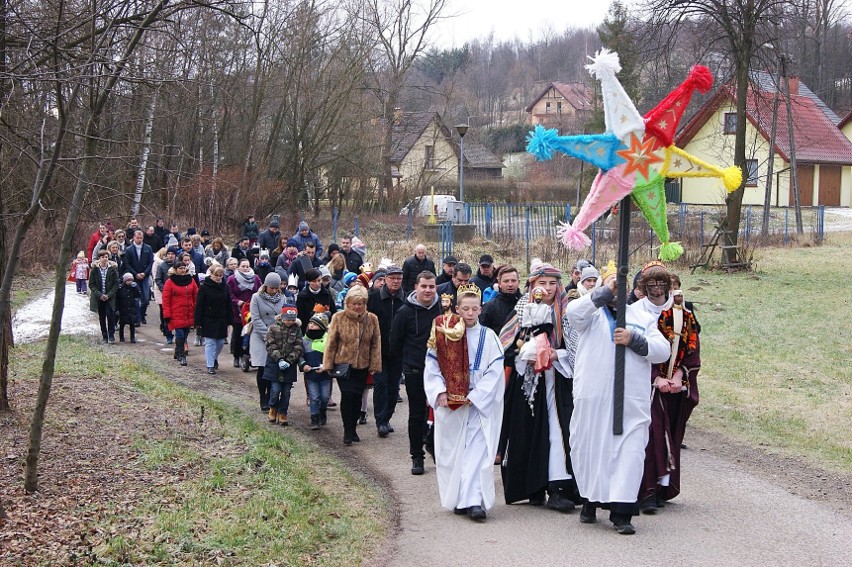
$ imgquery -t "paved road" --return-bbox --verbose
[122,319,851,567]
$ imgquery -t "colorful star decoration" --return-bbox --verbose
[616,133,664,180]
[526,49,742,262]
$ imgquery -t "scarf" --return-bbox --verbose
[259,290,281,303]
[169,273,193,287]
[236,269,257,291]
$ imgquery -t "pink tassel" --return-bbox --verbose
[557,222,592,251]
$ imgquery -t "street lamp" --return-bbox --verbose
[456,124,468,203]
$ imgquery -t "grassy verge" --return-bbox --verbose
[678,233,852,472]
[7,336,387,565]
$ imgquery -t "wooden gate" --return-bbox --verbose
[790,164,813,207]
[818,165,841,206]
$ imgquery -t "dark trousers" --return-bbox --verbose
[256,366,270,410]
[118,323,136,342]
[339,367,368,440]
[97,301,116,340]
[230,322,244,358]
[373,361,401,427]
[404,370,428,459]
[174,327,190,357]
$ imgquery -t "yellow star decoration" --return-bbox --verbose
[616,133,664,180]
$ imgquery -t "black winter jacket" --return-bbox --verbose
[401,255,436,293]
[194,277,233,339]
[479,290,522,335]
[388,292,440,373]
[471,269,495,293]
[367,285,406,363]
[115,282,141,324]
[296,286,336,333]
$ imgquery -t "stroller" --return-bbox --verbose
[239,301,253,372]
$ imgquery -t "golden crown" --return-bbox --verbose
[456,283,482,299]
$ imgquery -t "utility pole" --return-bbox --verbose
[762,56,783,238]
[782,56,804,235]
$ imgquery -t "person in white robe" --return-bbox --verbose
[566,265,669,534]
[424,287,505,522]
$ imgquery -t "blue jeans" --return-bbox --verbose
[306,379,331,417]
[204,337,225,368]
[76,279,88,293]
[269,381,293,414]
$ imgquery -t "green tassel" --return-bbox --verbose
[658,241,684,262]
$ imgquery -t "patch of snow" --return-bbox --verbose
[12,283,100,344]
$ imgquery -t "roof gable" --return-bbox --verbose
[525,82,592,113]
[676,76,852,165]
[389,111,504,169]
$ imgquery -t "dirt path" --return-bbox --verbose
[93,313,852,566]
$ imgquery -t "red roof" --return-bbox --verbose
[840,110,852,130]
[677,82,852,165]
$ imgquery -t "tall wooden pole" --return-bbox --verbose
[613,195,631,435]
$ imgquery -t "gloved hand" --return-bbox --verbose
[278,359,290,370]
[163,318,170,326]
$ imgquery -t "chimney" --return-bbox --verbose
[788,76,799,96]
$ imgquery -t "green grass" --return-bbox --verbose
[11,336,387,565]
[678,234,852,471]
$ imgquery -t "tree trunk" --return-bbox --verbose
[722,47,752,264]
[130,89,158,217]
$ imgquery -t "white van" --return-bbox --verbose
[399,194,460,219]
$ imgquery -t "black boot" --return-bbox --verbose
[310,415,320,430]
[580,502,597,524]
[319,408,327,426]
[129,327,136,343]
[546,481,576,513]
[610,512,636,535]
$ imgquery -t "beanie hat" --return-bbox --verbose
[580,266,600,284]
[326,243,340,255]
[123,272,134,281]
[264,272,282,288]
[309,312,329,331]
[281,304,298,320]
[357,273,372,288]
[286,238,299,248]
[304,268,322,282]
[269,219,280,228]
[298,221,309,231]
[343,272,358,287]
[372,269,388,281]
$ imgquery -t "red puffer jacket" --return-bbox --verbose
[162,274,198,330]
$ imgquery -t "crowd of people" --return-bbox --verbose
[76,215,701,535]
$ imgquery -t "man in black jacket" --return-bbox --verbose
[295,268,336,333]
[367,264,406,437]
[123,230,154,325]
[434,255,457,286]
[479,265,521,335]
[389,271,440,475]
[401,244,436,293]
[471,254,496,293]
[339,236,364,275]
[435,262,472,306]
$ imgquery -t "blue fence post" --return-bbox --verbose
[784,208,789,247]
[485,203,493,240]
[465,202,471,224]
[820,205,825,242]
[333,207,339,242]
[354,215,360,237]
[525,206,531,272]
[591,219,598,267]
[699,212,705,250]
[406,208,412,240]
[508,203,514,239]
[679,202,686,235]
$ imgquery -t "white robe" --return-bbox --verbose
[424,324,505,511]
[566,293,670,503]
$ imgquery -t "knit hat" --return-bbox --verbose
[269,219,280,228]
[264,272,282,288]
[326,243,340,255]
[309,312,329,331]
[122,272,134,281]
[357,273,372,288]
[528,260,561,282]
[343,272,358,286]
[372,269,388,281]
[580,266,600,284]
[186,227,197,236]
[304,268,322,282]
[281,304,298,320]
[298,221,309,232]
[286,238,299,248]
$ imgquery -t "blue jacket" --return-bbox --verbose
[290,231,323,257]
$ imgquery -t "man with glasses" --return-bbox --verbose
[436,262,472,307]
[368,265,406,437]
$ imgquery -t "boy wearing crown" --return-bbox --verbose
[424,284,505,522]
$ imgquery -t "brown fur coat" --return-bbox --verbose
[322,309,382,373]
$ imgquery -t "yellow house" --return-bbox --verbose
[841,111,852,144]
[389,112,503,194]
[525,82,592,132]
[675,72,852,207]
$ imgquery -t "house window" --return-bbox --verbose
[425,145,436,170]
[745,159,758,186]
[545,102,552,114]
[723,112,737,134]
[557,101,562,114]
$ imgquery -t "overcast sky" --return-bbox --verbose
[432,0,622,48]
